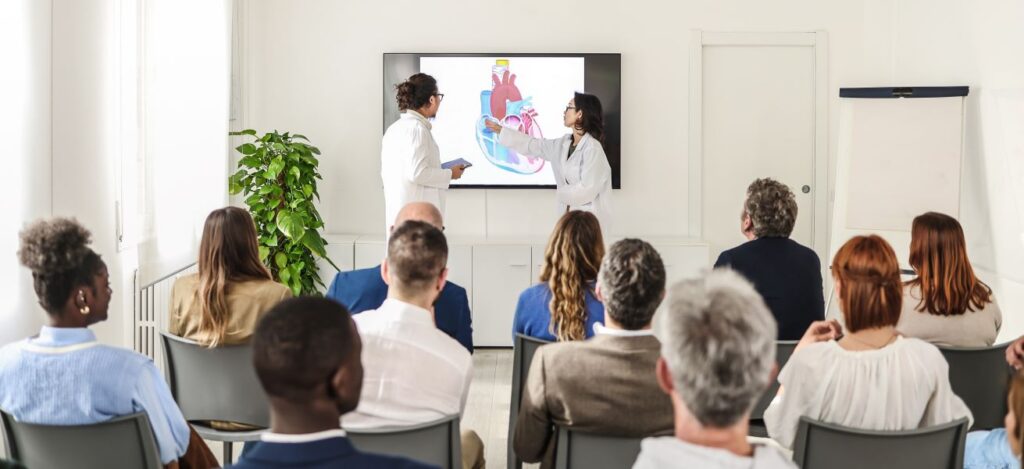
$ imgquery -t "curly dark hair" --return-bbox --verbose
[395,73,438,112]
[744,178,798,238]
[18,218,105,313]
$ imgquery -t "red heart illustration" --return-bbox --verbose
[490,70,523,120]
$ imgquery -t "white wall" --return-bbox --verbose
[884,0,1024,342]
[241,0,890,239]
[51,0,129,347]
[1,0,52,346]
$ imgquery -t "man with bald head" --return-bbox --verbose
[326,202,473,352]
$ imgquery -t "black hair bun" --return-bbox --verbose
[18,218,93,274]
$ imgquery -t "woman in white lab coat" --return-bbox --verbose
[381,73,466,230]
[485,92,613,231]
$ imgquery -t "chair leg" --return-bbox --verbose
[224,441,233,465]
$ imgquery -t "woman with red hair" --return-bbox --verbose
[764,235,972,449]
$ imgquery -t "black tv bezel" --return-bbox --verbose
[383,52,622,190]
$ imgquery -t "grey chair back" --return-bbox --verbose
[940,342,1013,430]
[347,415,461,469]
[508,333,552,469]
[554,427,643,469]
[160,332,269,427]
[792,416,969,469]
[1,411,161,469]
[749,340,799,436]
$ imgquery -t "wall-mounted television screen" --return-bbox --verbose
[383,53,621,189]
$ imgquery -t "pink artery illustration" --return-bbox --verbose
[476,64,546,174]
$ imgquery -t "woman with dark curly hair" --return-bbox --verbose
[714,178,824,340]
[0,218,216,468]
[485,92,614,233]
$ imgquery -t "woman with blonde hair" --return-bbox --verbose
[898,211,1000,347]
[513,210,605,341]
[169,206,291,347]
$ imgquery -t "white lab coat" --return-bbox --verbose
[380,111,452,230]
[499,127,614,232]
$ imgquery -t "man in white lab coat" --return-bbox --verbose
[381,73,466,232]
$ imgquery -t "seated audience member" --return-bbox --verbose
[515,239,673,468]
[1009,338,1024,370]
[0,218,216,468]
[713,178,823,340]
[230,297,438,469]
[341,221,483,469]
[169,206,291,347]
[764,235,972,449]
[964,371,1024,469]
[632,270,795,468]
[326,202,472,352]
[513,210,605,341]
[898,212,1000,347]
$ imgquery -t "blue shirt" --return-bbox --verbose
[326,266,474,353]
[513,282,605,341]
[965,428,1021,469]
[0,326,190,464]
[231,434,438,469]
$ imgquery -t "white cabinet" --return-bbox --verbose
[316,235,357,293]
[530,244,546,284]
[472,245,532,347]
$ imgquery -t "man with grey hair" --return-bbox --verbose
[514,238,674,469]
[632,269,795,468]
[714,177,824,340]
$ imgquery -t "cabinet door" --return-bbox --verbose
[446,244,473,306]
[354,242,386,270]
[317,238,355,293]
[530,244,546,284]
[654,244,711,286]
[472,245,532,347]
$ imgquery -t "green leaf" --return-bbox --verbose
[267,157,286,178]
[240,155,261,168]
[302,184,313,198]
[229,129,257,136]
[300,231,327,258]
[228,174,244,195]
[236,143,257,155]
[271,142,286,152]
[274,251,288,269]
[258,185,274,196]
[309,146,321,155]
[289,166,301,181]
[258,246,270,262]
[292,134,309,141]
[276,210,307,241]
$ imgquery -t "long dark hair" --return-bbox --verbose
[395,73,438,112]
[572,92,605,144]
[196,207,273,346]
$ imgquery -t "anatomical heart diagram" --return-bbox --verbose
[476,60,546,174]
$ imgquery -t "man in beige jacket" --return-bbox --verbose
[513,238,674,469]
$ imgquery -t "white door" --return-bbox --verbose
[689,32,828,262]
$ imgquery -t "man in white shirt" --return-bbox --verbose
[633,270,796,469]
[342,220,482,468]
[381,73,466,232]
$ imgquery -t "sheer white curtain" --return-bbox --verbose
[137,0,233,286]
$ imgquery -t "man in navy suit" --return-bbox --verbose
[714,178,824,340]
[326,202,473,353]
[231,297,438,469]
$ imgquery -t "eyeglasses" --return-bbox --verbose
[435,93,445,101]
[564,105,576,113]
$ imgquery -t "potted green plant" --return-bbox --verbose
[228,129,337,295]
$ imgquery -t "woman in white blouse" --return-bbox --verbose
[764,234,972,449]
[898,212,1000,347]
[381,73,466,232]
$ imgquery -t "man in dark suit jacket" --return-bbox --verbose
[325,202,473,353]
[232,297,438,469]
[515,239,674,469]
[714,178,824,340]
